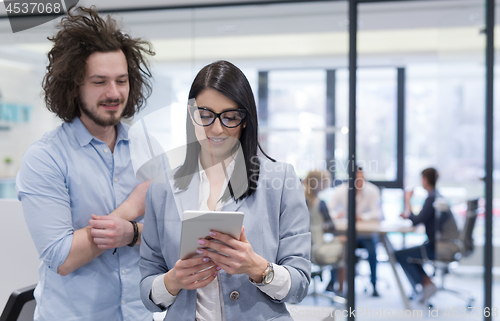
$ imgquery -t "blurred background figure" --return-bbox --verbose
[395,167,458,304]
[303,170,346,295]
[327,166,382,297]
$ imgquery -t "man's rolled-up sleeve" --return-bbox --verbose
[16,144,73,274]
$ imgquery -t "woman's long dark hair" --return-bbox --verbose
[174,60,274,201]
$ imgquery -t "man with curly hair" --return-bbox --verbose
[16,6,154,320]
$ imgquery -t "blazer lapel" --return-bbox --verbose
[222,194,246,212]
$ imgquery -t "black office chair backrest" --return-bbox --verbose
[0,285,36,321]
[434,197,459,242]
[459,199,479,258]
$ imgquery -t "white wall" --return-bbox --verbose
[0,199,39,310]
[0,57,61,178]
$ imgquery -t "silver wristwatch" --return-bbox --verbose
[249,262,274,286]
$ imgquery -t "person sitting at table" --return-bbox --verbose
[327,166,382,297]
[303,170,346,294]
[395,167,442,303]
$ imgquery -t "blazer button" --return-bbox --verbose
[230,291,240,301]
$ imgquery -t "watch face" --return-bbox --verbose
[263,270,274,284]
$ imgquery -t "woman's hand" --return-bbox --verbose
[163,257,219,296]
[197,227,269,283]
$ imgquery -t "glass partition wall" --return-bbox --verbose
[357,0,493,320]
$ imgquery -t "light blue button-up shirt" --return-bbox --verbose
[16,117,151,321]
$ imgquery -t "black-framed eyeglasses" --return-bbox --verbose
[189,106,247,128]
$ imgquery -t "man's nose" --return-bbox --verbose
[106,81,120,99]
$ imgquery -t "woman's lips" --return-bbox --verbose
[208,137,228,146]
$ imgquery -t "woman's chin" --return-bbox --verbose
[200,147,234,162]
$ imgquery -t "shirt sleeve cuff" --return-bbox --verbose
[151,273,177,309]
[50,233,74,274]
[251,264,291,300]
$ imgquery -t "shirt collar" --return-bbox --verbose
[68,117,94,147]
[68,117,129,147]
[198,158,207,183]
[116,122,130,144]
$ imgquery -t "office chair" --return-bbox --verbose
[307,195,347,306]
[431,199,477,306]
[309,260,346,305]
[309,227,346,305]
[416,199,478,307]
[0,284,36,321]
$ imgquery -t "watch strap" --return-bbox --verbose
[249,262,273,286]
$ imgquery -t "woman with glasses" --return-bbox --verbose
[139,60,311,320]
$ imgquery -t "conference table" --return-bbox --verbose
[333,219,415,311]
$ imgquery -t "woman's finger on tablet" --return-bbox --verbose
[183,262,217,277]
[178,256,211,268]
[185,267,219,290]
[208,230,242,249]
[212,261,234,275]
[197,249,232,266]
[198,238,237,256]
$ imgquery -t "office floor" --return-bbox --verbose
[152,261,499,321]
[290,261,500,321]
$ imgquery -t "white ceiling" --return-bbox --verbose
[0,0,497,68]
[77,0,285,11]
[0,0,489,29]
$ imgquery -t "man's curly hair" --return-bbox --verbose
[42,6,155,122]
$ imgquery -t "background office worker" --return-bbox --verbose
[395,167,444,303]
[327,166,382,296]
[304,170,346,293]
[16,7,154,320]
[140,60,311,320]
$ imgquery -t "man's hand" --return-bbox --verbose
[57,182,149,275]
[404,190,413,203]
[402,190,414,218]
[89,214,134,249]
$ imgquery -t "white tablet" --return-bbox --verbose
[179,210,244,260]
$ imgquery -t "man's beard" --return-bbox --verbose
[80,98,125,127]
